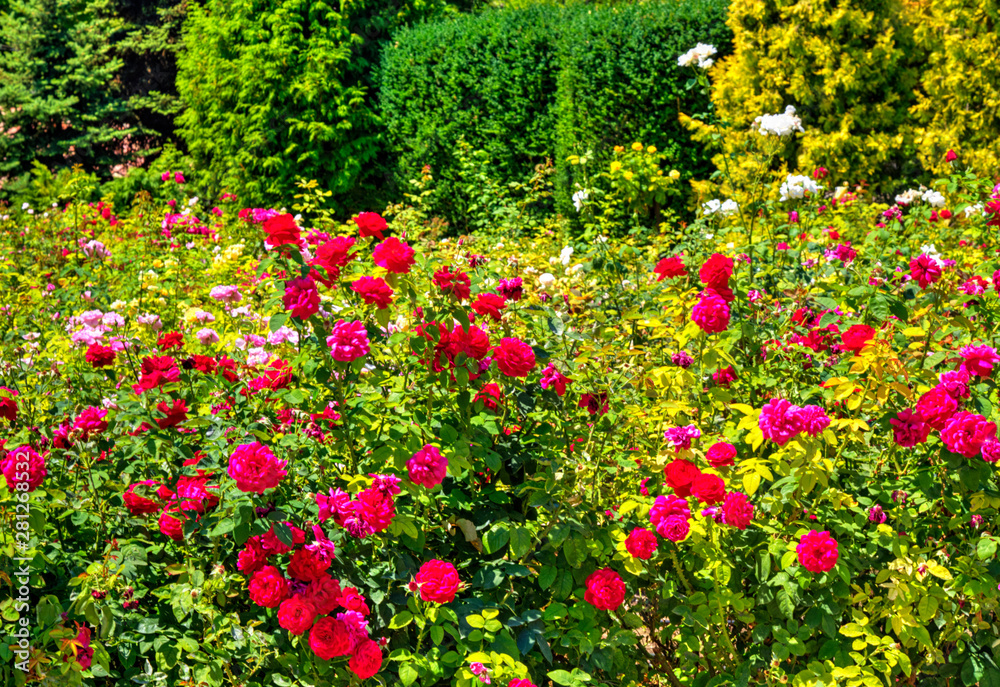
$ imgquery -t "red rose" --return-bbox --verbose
[248,565,290,608]
[288,548,331,583]
[691,473,726,505]
[158,509,184,541]
[351,276,394,309]
[85,344,116,368]
[916,386,959,431]
[372,237,416,274]
[309,616,353,660]
[705,442,736,467]
[237,540,267,576]
[278,596,317,635]
[624,528,658,560]
[264,213,301,248]
[310,236,357,286]
[493,338,536,377]
[348,638,383,679]
[721,492,754,530]
[699,253,734,290]
[654,255,687,281]
[338,587,370,616]
[472,293,507,322]
[663,458,700,497]
[156,398,188,429]
[184,355,217,374]
[123,480,162,515]
[0,387,17,424]
[840,324,875,354]
[303,575,343,615]
[433,267,471,301]
[157,331,184,351]
[176,471,219,511]
[354,212,388,239]
[415,559,461,604]
[510,680,539,687]
[474,383,503,411]
[583,568,625,611]
[447,324,491,362]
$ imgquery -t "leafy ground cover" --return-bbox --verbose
[2,129,1000,687]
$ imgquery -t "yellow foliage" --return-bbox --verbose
[692,0,924,195]
[908,0,1000,178]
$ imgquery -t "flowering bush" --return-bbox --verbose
[3,139,1000,687]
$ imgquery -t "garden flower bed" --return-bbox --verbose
[1,152,1000,687]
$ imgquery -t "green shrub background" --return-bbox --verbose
[379,0,732,230]
[553,0,731,216]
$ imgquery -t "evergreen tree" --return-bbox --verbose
[0,0,184,196]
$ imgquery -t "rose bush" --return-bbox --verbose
[1,134,1000,687]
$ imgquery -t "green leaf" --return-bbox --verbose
[269,312,288,332]
[963,653,985,686]
[207,519,235,537]
[389,611,413,629]
[548,670,576,686]
[483,524,510,554]
[538,566,558,590]
[399,663,419,687]
[839,623,865,638]
[562,536,588,568]
[917,596,939,622]
[776,587,795,620]
[869,294,889,321]
[509,527,531,559]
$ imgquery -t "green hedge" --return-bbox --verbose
[378,5,562,229]
[554,0,732,216]
[379,0,732,230]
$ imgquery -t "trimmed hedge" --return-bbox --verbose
[554,0,732,216]
[378,5,562,229]
[379,0,732,230]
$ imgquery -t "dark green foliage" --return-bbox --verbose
[554,0,732,215]
[380,0,733,230]
[0,0,127,195]
[0,0,185,199]
[112,0,187,154]
[379,5,563,231]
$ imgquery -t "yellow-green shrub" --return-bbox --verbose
[909,0,1000,178]
[698,0,924,193]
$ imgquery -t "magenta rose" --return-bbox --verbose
[415,559,461,604]
[283,275,320,319]
[407,445,447,488]
[797,530,838,573]
[327,319,370,362]
[227,442,288,494]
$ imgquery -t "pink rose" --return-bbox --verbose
[227,442,288,493]
[327,320,370,362]
[283,275,320,319]
[407,445,447,489]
